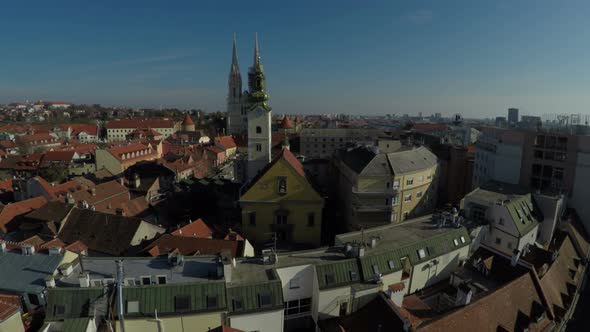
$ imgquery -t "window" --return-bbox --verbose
[175,295,191,313]
[453,239,459,246]
[404,194,412,202]
[141,276,151,285]
[417,248,427,259]
[157,276,167,284]
[232,297,244,311]
[372,265,380,275]
[91,279,102,287]
[307,213,315,227]
[249,212,256,226]
[349,270,358,281]
[418,175,424,182]
[259,293,272,308]
[416,191,423,199]
[290,278,300,289]
[386,182,390,188]
[284,298,312,316]
[385,198,390,205]
[495,237,502,245]
[498,218,505,225]
[125,278,138,286]
[427,175,432,180]
[207,296,218,309]
[256,126,262,134]
[126,301,139,314]
[277,177,287,194]
[276,214,288,224]
[507,242,513,249]
[403,212,409,220]
[392,196,399,205]
[325,273,335,285]
[388,260,395,270]
[406,178,414,186]
[393,180,400,188]
[53,304,65,317]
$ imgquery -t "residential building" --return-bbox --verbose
[0,196,48,235]
[15,133,61,153]
[240,148,324,247]
[0,241,65,311]
[106,118,178,142]
[462,186,539,257]
[300,128,381,159]
[215,136,238,159]
[58,208,164,256]
[0,295,25,332]
[333,145,438,229]
[95,143,158,175]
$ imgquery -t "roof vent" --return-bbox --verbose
[21,244,35,256]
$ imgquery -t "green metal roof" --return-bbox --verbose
[226,280,283,314]
[121,281,226,316]
[359,226,471,281]
[315,258,361,290]
[63,318,91,332]
[46,287,106,321]
[506,194,539,236]
[0,251,63,294]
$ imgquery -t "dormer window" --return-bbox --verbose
[417,248,427,259]
[277,177,287,195]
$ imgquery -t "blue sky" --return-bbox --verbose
[1,0,590,117]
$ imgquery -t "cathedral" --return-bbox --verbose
[227,33,272,180]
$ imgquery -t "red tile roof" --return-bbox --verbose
[171,218,213,238]
[214,136,237,150]
[182,114,194,126]
[145,234,239,257]
[0,196,48,233]
[0,297,20,321]
[120,196,149,217]
[280,148,305,177]
[106,118,175,129]
[62,180,129,212]
[64,240,88,253]
[107,143,157,162]
[206,146,225,154]
[280,115,294,129]
[70,124,98,137]
[40,238,66,249]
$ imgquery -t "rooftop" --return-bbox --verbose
[0,248,63,293]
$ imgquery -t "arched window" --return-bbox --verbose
[256,126,262,134]
[277,177,287,194]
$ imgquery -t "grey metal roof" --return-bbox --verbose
[360,153,392,176]
[57,256,221,287]
[0,250,63,293]
[386,146,437,174]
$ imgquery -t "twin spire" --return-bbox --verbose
[231,32,263,73]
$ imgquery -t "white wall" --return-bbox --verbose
[317,286,352,320]
[276,265,315,302]
[572,151,590,233]
[409,245,470,293]
[230,309,283,332]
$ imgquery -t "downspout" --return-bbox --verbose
[116,260,126,332]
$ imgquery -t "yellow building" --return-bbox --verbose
[240,148,324,247]
[334,145,438,229]
[95,143,158,175]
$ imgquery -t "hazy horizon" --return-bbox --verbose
[2,0,590,117]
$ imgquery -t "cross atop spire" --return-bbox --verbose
[253,32,261,67]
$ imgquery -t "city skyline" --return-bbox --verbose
[2,0,590,117]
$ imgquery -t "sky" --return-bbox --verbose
[1,0,590,118]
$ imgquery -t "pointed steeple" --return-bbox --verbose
[231,32,239,72]
[253,32,261,68]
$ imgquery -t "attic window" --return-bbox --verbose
[259,293,272,308]
[460,236,466,244]
[233,297,244,311]
[157,276,167,284]
[349,270,358,281]
[126,300,139,314]
[325,273,336,285]
[417,248,427,259]
[141,276,151,285]
[372,265,380,275]
[277,177,287,195]
[207,295,218,309]
[453,239,459,246]
[175,295,191,313]
[388,260,395,270]
[53,304,65,317]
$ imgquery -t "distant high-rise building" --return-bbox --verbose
[508,108,519,124]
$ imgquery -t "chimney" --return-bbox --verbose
[90,188,96,196]
[78,272,90,288]
[45,275,56,288]
[48,246,62,255]
[134,173,141,189]
[116,260,126,332]
[66,193,75,204]
[0,241,6,253]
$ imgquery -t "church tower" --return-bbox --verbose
[246,33,272,180]
[227,33,245,135]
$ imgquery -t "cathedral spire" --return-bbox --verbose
[253,32,261,68]
[230,32,240,75]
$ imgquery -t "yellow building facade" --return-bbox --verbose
[240,149,324,247]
